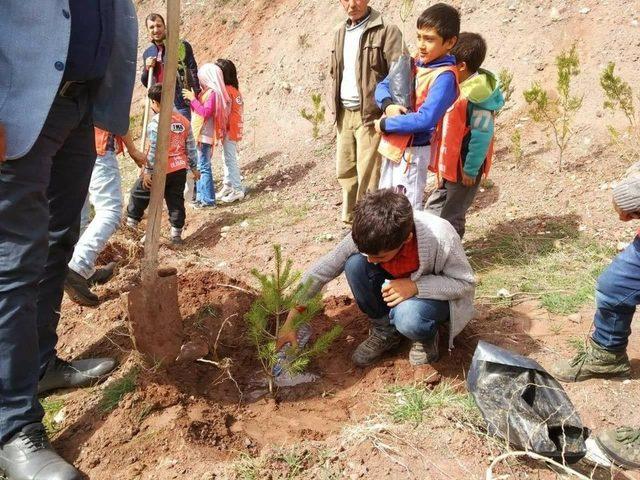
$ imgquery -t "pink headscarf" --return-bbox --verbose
[198,63,231,140]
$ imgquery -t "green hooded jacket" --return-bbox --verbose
[459,69,505,177]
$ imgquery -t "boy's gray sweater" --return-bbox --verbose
[302,210,476,348]
[614,163,640,214]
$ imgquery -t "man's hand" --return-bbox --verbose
[276,309,300,350]
[382,278,418,307]
[182,88,196,102]
[192,169,201,181]
[461,172,477,187]
[145,57,157,70]
[0,123,6,163]
[142,172,153,190]
[129,149,147,168]
[385,104,408,117]
[374,118,383,134]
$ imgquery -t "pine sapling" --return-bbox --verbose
[245,245,342,396]
[496,68,515,118]
[510,128,523,161]
[523,44,583,171]
[600,62,635,126]
[300,93,326,139]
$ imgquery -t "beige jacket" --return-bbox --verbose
[330,8,403,126]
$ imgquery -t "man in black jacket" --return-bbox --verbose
[141,12,200,119]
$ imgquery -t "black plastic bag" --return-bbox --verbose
[386,54,414,110]
[467,341,588,463]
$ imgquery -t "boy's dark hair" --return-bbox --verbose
[148,84,163,103]
[215,58,239,90]
[352,189,415,254]
[451,32,487,73]
[145,13,165,25]
[416,3,460,41]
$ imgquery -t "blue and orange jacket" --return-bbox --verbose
[375,54,458,147]
[432,69,505,182]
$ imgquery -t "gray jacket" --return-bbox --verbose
[0,0,138,160]
[302,211,477,348]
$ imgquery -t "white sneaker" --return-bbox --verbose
[218,185,233,198]
[220,189,245,204]
[126,217,139,229]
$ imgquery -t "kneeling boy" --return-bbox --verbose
[277,189,476,366]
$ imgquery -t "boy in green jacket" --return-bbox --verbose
[425,32,505,238]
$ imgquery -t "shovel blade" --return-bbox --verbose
[127,268,183,365]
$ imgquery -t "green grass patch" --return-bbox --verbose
[99,369,138,413]
[469,220,614,314]
[385,381,479,425]
[41,396,64,435]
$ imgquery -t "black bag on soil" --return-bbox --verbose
[467,341,588,463]
[386,54,414,110]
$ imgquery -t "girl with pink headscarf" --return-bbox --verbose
[183,63,230,207]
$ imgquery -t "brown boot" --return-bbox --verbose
[551,338,631,383]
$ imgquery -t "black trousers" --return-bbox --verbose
[0,92,95,443]
[126,169,187,229]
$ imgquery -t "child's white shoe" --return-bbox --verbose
[218,185,233,198]
[220,189,245,204]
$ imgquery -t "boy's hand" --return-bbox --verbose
[382,279,418,307]
[145,57,157,70]
[614,200,640,222]
[0,123,6,163]
[142,172,153,190]
[182,88,196,102]
[385,104,408,117]
[276,309,300,350]
[461,172,477,187]
[130,150,147,168]
[192,169,201,181]
[374,119,383,134]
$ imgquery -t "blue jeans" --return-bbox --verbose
[0,92,95,443]
[69,150,123,279]
[592,237,640,350]
[196,143,215,205]
[343,254,449,341]
[222,137,243,190]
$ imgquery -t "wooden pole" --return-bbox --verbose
[141,0,180,286]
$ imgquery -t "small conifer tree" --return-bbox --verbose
[496,69,515,118]
[600,62,635,126]
[300,93,326,139]
[523,44,583,171]
[245,245,342,395]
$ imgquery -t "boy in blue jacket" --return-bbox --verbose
[425,32,505,238]
[374,3,460,209]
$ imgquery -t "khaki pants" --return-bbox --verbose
[336,108,381,223]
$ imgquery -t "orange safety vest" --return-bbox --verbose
[378,64,458,163]
[148,112,192,173]
[430,97,495,182]
[94,128,124,157]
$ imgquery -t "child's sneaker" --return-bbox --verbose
[126,217,139,229]
[218,185,233,198]
[351,326,402,366]
[170,227,184,245]
[409,334,440,366]
[194,202,216,209]
[220,189,245,204]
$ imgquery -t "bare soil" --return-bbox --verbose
[42,0,640,478]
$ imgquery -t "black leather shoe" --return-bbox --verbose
[0,423,81,480]
[87,262,118,286]
[64,270,99,307]
[38,357,116,394]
